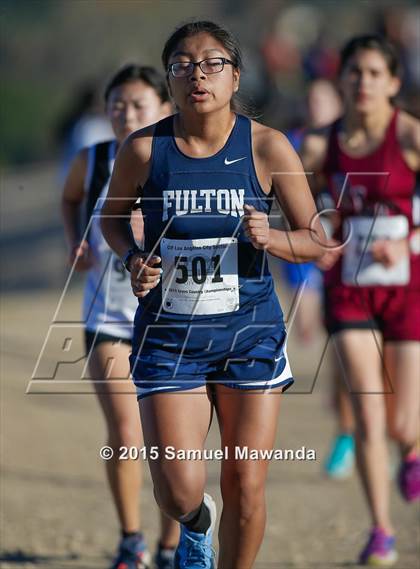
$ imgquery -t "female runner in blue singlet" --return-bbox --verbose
[101,22,326,569]
[62,64,178,569]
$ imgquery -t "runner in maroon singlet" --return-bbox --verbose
[301,35,420,566]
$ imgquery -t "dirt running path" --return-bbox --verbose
[1,164,418,568]
[1,290,418,569]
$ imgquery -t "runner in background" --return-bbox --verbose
[302,35,420,566]
[285,79,356,479]
[61,64,178,569]
[285,79,341,343]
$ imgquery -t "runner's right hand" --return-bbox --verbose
[130,254,162,298]
[69,240,93,271]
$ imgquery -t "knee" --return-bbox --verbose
[355,398,387,442]
[221,466,265,520]
[389,415,418,446]
[154,471,204,520]
[107,418,141,449]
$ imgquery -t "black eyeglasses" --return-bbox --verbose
[168,57,235,78]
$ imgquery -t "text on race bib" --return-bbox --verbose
[160,237,239,315]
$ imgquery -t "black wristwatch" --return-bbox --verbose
[122,247,141,272]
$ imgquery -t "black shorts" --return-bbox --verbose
[84,330,132,354]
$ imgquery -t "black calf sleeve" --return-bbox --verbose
[181,499,211,534]
[121,530,143,540]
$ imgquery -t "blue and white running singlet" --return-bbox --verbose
[131,114,293,396]
[83,140,137,339]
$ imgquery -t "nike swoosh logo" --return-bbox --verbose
[274,355,284,362]
[224,157,246,165]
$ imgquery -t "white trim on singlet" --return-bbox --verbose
[107,140,117,178]
[97,140,117,211]
[84,144,97,193]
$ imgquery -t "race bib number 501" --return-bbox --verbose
[160,237,240,315]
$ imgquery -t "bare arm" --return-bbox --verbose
[100,131,152,258]
[245,127,326,262]
[61,149,93,270]
[397,110,420,172]
[299,128,329,194]
[100,127,162,297]
[369,111,420,267]
[300,126,343,269]
[62,149,87,247]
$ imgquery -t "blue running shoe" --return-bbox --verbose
[154,543,176,569]
[110,534,151,569]
[324,433,355,479]
[174,493,216,569]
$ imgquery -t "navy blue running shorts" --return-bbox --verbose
[130,329,293,399]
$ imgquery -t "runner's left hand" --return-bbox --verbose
[243,204,270,250]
